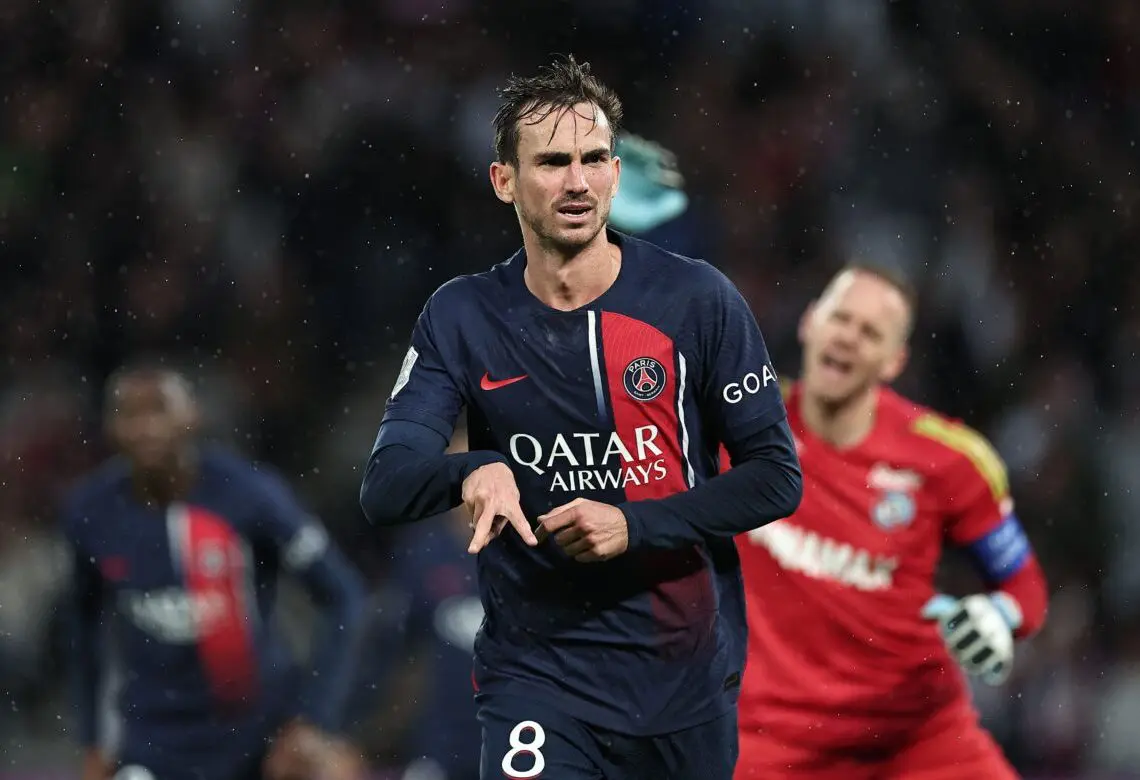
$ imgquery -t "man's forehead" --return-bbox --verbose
[518,102,612,150]
[824,271,911,331]
[827,271,901,307]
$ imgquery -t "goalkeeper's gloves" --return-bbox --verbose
[609,132,688,234]
[921,592,1022,686]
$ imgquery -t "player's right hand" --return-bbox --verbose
[462,462,538,554]
[81,748,114,780]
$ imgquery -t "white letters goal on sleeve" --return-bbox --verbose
[721,365,778,404]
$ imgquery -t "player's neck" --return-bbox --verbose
[522,231,621,312]
[132,448,200,506]
[801,387,879,450]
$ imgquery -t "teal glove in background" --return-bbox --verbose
[610,132,689,235]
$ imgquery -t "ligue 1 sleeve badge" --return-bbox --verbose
[623,357,667,402]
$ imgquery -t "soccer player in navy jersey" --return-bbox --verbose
[361,135,700,780]
[62,365,369,780]
[359,55,803,780]
[362,56,802,779]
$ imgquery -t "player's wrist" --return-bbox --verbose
[619,503,645,552]
[456,451,510,480]
[451,451,510,500]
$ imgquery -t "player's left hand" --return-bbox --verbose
[922,593,1018,686]
[537,498,629,562]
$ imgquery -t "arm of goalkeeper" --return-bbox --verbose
[922,514,1048,686]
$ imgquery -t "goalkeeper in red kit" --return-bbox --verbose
[732,265,1048,780]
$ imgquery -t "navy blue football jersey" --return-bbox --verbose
[378,230,789,736]
[61,446,366,780]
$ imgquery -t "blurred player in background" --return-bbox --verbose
[360,54,802,780]
[62,364,369,780]
[731,267,1049,779]
[362,426,484,780]
[368,131,702,780]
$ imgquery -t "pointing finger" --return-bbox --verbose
[468,504,496,554]
[506,504,538,547]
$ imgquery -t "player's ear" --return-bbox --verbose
[797,301,818,345]
[489,161,515,204]
[609,153,621,198]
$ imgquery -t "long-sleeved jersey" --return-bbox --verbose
[62,446,367,780]
[361,230,802,736]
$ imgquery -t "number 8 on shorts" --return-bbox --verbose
[501,720,546,779]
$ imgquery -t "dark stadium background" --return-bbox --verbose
[1,0,1136,777]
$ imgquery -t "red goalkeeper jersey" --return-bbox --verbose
[735,383,1030,750]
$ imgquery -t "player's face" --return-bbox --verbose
[799,271,911,406]
[490,101,621,254]
[106,374,198,471]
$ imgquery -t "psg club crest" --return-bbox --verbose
[623,357,667,402]
[871,490,916,531]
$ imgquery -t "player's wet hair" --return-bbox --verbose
[493,54,624,166]
[834,262,918,339]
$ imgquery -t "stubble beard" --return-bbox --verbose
[520,202,610,258]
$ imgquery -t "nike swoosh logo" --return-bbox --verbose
[480,372,528,391]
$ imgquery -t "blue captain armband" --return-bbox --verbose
[968,513,1031,582]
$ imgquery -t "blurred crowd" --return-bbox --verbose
[1,0,1138,777]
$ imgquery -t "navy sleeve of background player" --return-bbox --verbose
[61,517,103,748]
[622,271,802,551]
[360,287,508,524]
[252,469,369,733]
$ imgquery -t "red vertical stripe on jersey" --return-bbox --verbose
[718,443,733,474]
[599,311,714,656]
[181,505,259,710]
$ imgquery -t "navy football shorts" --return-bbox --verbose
[478,692,738,780]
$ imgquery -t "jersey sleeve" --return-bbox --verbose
[915,413,1034,581]
[914,414,1013,546]
[695,267,788,454]
[914,414,1048,636]
[381,284,467,440]
[362,280,510,525]
[619,270,802,551]
[247,466,368,733]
